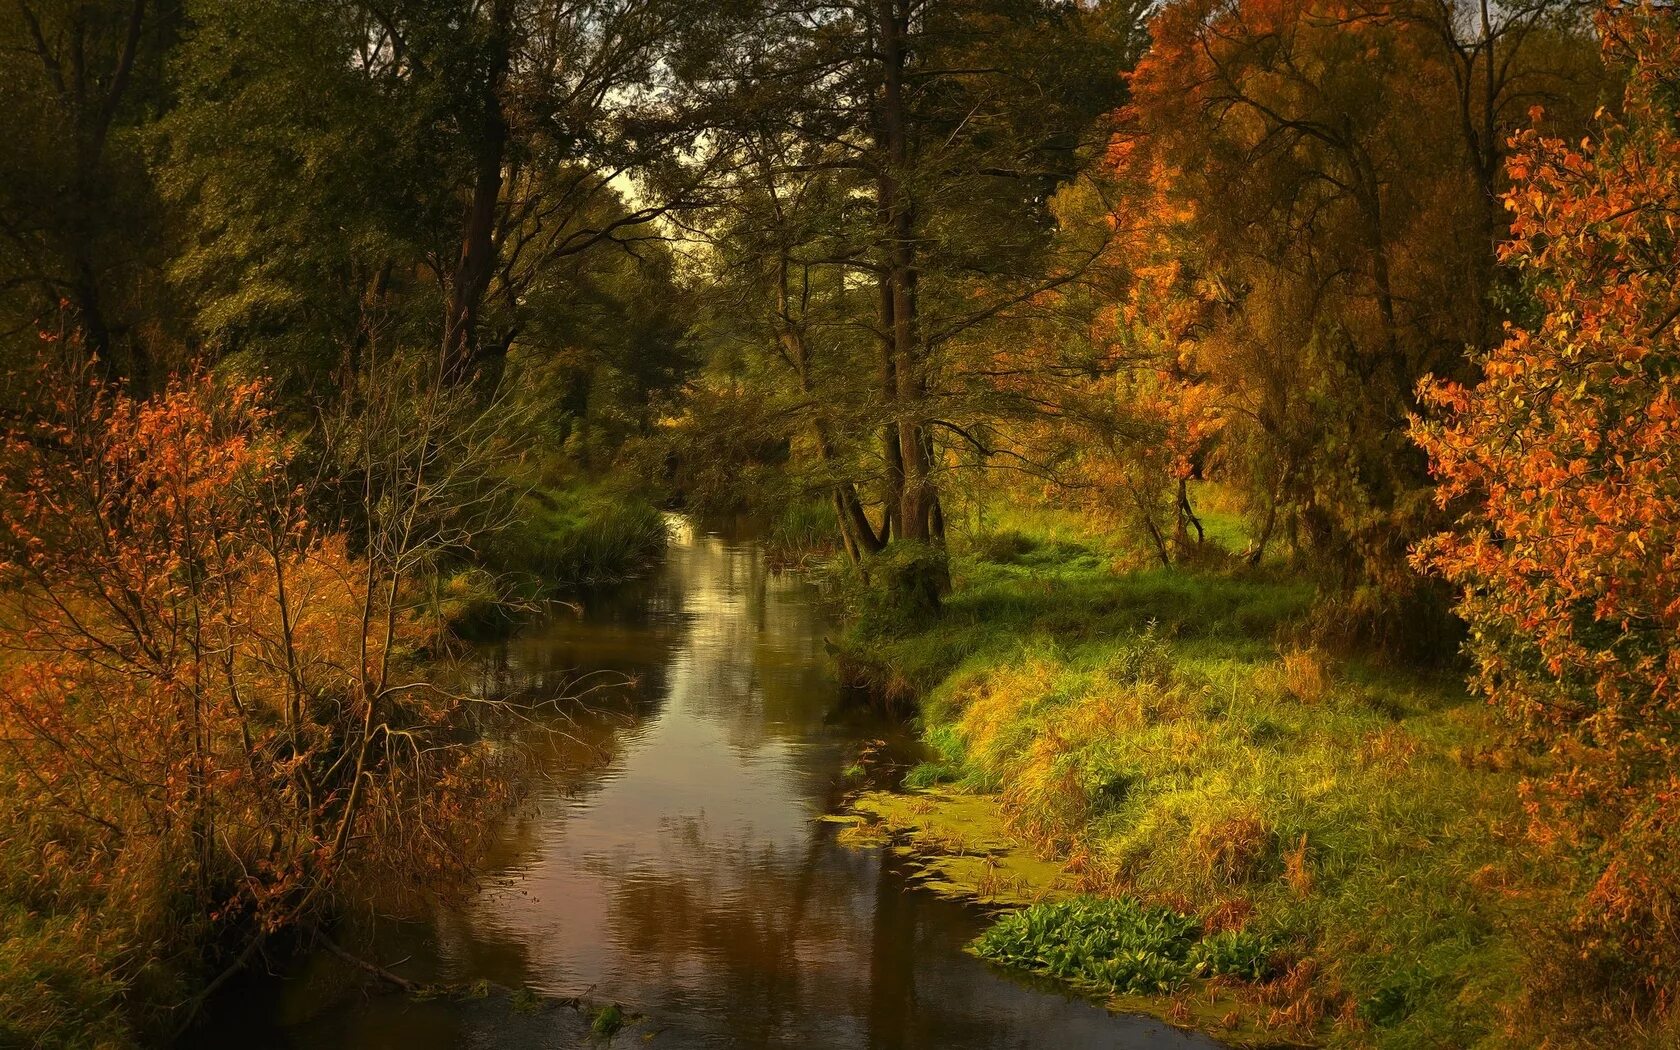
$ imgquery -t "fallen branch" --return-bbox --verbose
[316,932,423,993]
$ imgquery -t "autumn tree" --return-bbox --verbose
[1412,1,1680,1021]
[1385,0,1605,347]
[1087,0,1599,643]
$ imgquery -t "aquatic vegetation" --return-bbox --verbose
[973,896,1273,997]
[590,1002,625,1037]
[836,789,1071,907]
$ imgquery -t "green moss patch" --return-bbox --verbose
[833,788,1072,906]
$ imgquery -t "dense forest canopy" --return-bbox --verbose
[1,0,1678,1047]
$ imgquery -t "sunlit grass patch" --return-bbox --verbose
[839,507,1541,1046]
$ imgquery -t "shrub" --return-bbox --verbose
[1412,5,1680,1018]
[0,359,513,1041]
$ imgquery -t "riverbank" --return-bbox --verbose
[835,508,1549,1047]
[436,480,669,639]
[178,522,1201,1050]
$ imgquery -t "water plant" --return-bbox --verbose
[590,1002,625,1038]
[973,896,1271,997]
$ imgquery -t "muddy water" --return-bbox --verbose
[200,519,1220,1049]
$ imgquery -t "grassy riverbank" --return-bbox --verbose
[838,508,1554,1047]
[435,480,669,638]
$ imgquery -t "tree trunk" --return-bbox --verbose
[877,0,936,545]
[878,274,903,544]
[1175,478,1204,551]
[442,2,512,382]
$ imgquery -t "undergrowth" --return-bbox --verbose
[482,481,667,590]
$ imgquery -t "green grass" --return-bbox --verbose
[842,509,1542,1047]
[483,481,668,590]
[766,496,838,563]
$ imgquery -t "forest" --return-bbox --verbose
[0,0,1676,1047]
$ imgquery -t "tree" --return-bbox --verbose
[681,0,1129,573]
[0,0,180,385]
[164,0,706,388]
[1090,0,1599,644]
[1412,1,1680,1015]
[1385,0,1604,351]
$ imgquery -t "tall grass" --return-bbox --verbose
[765,495,839,566]
[483,482,668,590]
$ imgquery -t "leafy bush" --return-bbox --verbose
[973,896,1271,996]
[1411,7,1680,1021]
[843,541,951,639]
[0,363,515,1044]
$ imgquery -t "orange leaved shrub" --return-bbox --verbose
[0,355,508,1039]
[1412,1,1680,1021]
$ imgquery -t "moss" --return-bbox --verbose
[834,789,1072,906]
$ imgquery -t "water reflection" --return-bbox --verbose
[195,522,1221,1049]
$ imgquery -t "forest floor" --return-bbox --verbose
[836,503,1552,1048]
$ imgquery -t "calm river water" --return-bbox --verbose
[192,519,1221,1050]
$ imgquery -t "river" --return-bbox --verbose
[191,518,1221,1049]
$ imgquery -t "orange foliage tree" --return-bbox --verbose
[972,156,1220,566]
[1071,0,1600,646]
[1412,0,1680,1013]
[0,350,513,1037]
